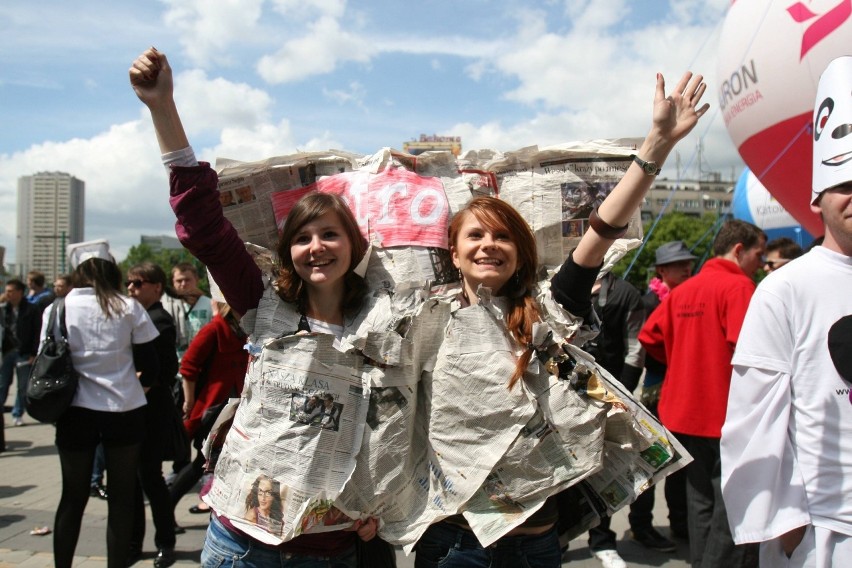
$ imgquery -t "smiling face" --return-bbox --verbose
[813,56,852,203]
[289,211,353,296]
[451,211,519,300]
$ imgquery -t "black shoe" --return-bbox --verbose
[174,523,186,535]
[90,483,108,500]
[153,547,177,568]
[630,527,677,552]
[189,504,211,514]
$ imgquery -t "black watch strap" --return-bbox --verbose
[631,154,661,176]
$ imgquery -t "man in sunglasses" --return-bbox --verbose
[762,237,803,274]
[722,55,852,566]
[126,262,181,568]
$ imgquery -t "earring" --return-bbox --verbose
[458,268,463,282]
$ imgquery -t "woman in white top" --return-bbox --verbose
[50,250,160,568]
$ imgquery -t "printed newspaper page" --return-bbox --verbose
[203,333,369,545]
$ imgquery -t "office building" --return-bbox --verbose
[16,172,85,281]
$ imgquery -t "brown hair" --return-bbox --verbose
[765,237,804,260]
[713,220,766,256]
[275,192,368,315]
[449,197,540,389]
[72,258,125,318]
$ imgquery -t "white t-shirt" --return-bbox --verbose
[721,246,852,543]
[42,288,159,412]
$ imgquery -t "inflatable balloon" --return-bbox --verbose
[732,168,814,246]
[717,0,852,236]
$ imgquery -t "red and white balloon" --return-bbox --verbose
[718,0,852,236]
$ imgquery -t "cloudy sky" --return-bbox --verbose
[1,0,739,262]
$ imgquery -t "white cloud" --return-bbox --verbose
[256,16,377,83]
[175,69,274,136]
[322,82,367,108]
[162,0,265,66]
[269,0,347,19]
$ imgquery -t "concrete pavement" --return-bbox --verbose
[1,386,689,567]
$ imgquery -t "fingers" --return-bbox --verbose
[654,72,666,103]
[670,71,693,99]
[686,74,706,103]
[129,47,167,84]
[355,517,378,541]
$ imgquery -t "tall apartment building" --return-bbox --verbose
[16,172,85,282]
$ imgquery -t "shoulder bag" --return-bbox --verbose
[26,298,78,423]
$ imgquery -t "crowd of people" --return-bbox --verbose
[0,49,849,568]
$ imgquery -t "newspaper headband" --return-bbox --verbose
[67,239,115,270]
[813,55,852,204]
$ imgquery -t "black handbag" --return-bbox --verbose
[26,298,78,423]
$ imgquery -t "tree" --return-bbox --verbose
[613,212,724,291]
[118,243,210,295]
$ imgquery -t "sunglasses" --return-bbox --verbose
[125,279,150,288]
[763,259,789,270]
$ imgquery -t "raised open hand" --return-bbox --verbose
[651,72,710,145]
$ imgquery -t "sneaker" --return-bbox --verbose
[630,527,676,552]
[13,417,23,427]
[593,549,627,568]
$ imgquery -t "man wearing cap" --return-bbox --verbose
[634,241,696,545]
[721,55,852,566]
[639,220,766,568]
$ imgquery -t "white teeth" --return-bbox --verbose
[309,259,332,267]
[475,258,502,265]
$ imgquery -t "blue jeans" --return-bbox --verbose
[414,522,561,568]
[0,351,31,418]
[202,516,357,568]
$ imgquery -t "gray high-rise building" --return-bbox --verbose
[16,172,85,281]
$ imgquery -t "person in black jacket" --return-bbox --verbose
[126,262,181,568]
[1,278,42,428]
[638,241,696,544]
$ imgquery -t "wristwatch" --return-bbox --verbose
[631,154,661,176]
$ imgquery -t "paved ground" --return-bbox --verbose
[1,384,690,567]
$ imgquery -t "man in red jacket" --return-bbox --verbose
[639,219,765,568]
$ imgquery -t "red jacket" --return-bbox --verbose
[180,314,248,438]
[638,258,755,438]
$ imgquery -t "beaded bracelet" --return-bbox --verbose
[588,206,629,239]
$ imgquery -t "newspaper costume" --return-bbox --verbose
[720,56,852,567]
[175,144,690,550]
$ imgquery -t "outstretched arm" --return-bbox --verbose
[129,47,190,154]
[572,72,709,268]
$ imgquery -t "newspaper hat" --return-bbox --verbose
[67,239,115,270]
[813,55,852,204]
[654,241,696,266]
